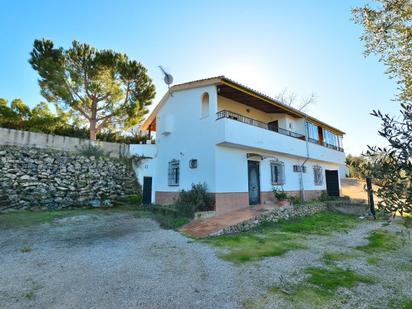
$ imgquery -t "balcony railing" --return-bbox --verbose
[216,110,306,140]
[307,137,344,152]
[216,110,344,152]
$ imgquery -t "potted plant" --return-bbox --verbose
[273,187,289,207]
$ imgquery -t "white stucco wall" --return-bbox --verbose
[154,85,219,193]
[214,145,342,194]
[130,144,158,202]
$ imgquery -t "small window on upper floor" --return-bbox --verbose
[201,92,209,118]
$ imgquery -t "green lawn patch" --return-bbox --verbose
[305,266,373,293]
[267,265,373,307]
[356,230,403,253]
[20,247,32,253]
[401,299,412,309]
[367,257,381,265]
[268,285,332,307]
[0,206,145,229]
[273,211,358,235]
[395,262,412,272]
[209,232,304,263]
[402,215,412,229]
[0,205,190,231]
[205,211,358,263]
[152,213,190,229]
[389,298,412,309]
[322,251,359,265]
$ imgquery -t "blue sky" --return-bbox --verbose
[0,0,398,155]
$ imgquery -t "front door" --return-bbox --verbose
[142,177,152,205]
[325,170,340,197]
[248,161,261,205]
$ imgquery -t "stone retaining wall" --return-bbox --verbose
[0,146,139,211]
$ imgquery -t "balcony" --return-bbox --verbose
[217,110,344,152]
[216,110,306,140]
[215,110,345,164]
[307,138,344,152]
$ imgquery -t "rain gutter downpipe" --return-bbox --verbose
[300,118,310,201]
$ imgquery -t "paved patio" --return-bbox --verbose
[180,204,278,238]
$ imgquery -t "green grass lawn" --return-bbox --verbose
[204,211,358,263]
[0,205,191,230]
[267,265,374,307]
[305,266,373,292]
[0,206,151,229]
[356,230,403,253]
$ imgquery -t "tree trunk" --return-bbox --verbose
[89,119,97,141]
[89,99,98,141]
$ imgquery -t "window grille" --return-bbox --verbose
[168,159,180,186]
[313,165,323,186]
[271,161,285,185]
[293,165,307,173]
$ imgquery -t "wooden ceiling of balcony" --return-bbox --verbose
[217,84,300,117]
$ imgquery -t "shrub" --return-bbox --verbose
[78,145,111,158]
[127,194,142,206]
[288,195,303,205]
[273,187,288,201]
[318,191,337,202]
[176,183,215,217]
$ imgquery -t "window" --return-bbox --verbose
[168,159,180,186]
[293,165,307,173]
[323,129,338,147]
[201,92,209,118]
[306,122,319,141]
[313,165,323,186]
[271,161,285,185]
[189,159,198,169]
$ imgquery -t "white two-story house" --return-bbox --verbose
[132,76,346,215]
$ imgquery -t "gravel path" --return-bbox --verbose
[0,212,411,308]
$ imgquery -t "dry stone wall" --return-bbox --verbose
[0,146,139,211]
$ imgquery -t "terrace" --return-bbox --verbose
[216,109,344,152]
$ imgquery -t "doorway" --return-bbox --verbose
[142,176,152,205]
[325,170,340,197]
[248,161,261,205]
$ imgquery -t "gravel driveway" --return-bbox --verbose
[0,211,411,308]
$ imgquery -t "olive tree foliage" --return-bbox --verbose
[353,0,412,215]
[346,154,368,179]
[29,39,156,140]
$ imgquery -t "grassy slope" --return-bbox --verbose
[204,211,358,263]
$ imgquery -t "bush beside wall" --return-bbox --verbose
[0,146,140,211]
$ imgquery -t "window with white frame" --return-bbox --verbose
[313,165,323,186]
[271,161,285,185]
[168,159,180,186]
